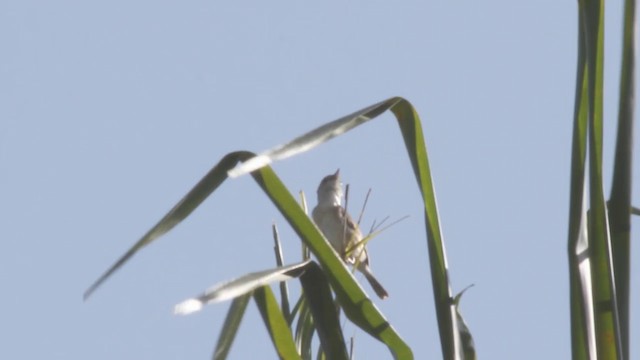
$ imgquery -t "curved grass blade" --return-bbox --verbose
[299,261,349,360]
[581,0,623,358]
[83,151,253,300]
[273,223,292,320]
[568,9,595,359]
[294,298,314,360]
[228,98,397,178]
[212,293,251,360]
[288,295,305,325]
[453,286,476,360]
[391,100,460,359]
[607,0,636,357]
[254,286,301,360]
[174,260,311,315]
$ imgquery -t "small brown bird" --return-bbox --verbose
[311,169,388,299]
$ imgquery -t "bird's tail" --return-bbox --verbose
[359,264,389,299]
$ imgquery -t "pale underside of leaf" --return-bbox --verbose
[174,260,311,315]
[227,98,400,178]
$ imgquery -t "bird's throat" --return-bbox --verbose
[318,191,342,208]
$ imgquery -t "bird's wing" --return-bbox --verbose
[338,206,361,238]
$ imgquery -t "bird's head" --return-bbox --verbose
[316,169,343,206]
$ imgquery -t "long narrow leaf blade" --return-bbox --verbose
[299,262,349,360]
[212,293,251,360]
[174,260,311,315]
[83,152,253,300]
[607,0,636,357]
[293,298,314,360]
[568,7,595,359]
[273,223,292,320]
[254,286,302,360]
[391,99,461,359]
[581,0,623,358]
[228,98,398,178]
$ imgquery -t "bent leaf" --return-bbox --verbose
[227,98,398,178]
[453,286,476,360]
[174,260,311,315]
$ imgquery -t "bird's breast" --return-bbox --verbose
[312,206,348,254]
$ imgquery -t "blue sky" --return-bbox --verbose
[1,1,638,359]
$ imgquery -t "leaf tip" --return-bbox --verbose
[174,298,204,315]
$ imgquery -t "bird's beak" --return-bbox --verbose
[334,168,340,177]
